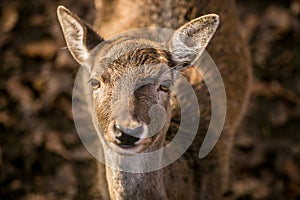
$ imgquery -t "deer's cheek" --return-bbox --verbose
[92,94,113,131]
[94,104,112,134]
[158,92,170,107]
[93,90,107,109]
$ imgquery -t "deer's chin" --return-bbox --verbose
[108,135,154,155]
[106,133,166,155]
[104,121,167,155]
[108,141,150,155]
[102,121,146,154]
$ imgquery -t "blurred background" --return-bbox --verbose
[0,0,299,199]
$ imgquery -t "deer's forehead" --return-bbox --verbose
[90,39,174,83]
[90,37,172,67]
[92,61,172,86]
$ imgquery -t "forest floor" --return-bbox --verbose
[0,0,299,199]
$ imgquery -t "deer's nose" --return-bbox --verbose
[114,124,143,146]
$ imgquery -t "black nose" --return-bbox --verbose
[114,124,143,146]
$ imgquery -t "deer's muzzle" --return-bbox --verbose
[114,124,143,147]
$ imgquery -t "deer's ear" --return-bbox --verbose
[57,6,103,64]
[169,14,219,66]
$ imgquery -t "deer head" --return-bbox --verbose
[57,6,219,155]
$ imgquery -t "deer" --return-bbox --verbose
[57,0,252,199]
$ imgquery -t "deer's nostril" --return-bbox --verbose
[115,124,143,136]
[114,124,143,146]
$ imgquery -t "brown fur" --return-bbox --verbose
[58,0,252,199]
[93,1,252,199]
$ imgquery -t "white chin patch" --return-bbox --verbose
[109,142,147,155]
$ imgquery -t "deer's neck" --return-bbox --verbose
[94,0,196,38]
[102,136,168,200]
[105,167,167,200]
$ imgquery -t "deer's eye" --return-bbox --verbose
[159,80,172,92]
[90,78,100,89]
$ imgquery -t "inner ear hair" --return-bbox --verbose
[57,6,103,64]
[171,61,192,72]
[169,14,219,68]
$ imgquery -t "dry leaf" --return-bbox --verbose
[22,40,57,59]
[45,132,69,159]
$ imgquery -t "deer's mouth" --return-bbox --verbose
[110,138,153,154]
[105,121,152,154]
[115,128,140,148]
